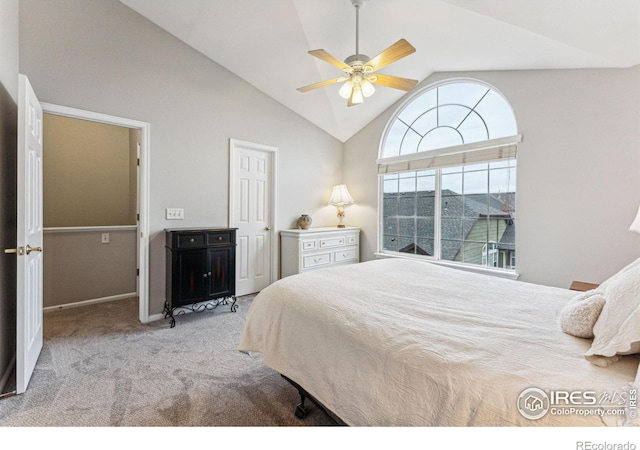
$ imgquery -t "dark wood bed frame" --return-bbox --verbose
[280,374,347,426]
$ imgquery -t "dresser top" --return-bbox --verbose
[280,226,359,236]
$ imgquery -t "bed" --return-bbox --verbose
[238,257,640,426]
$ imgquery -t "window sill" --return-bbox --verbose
[374,252,520,281]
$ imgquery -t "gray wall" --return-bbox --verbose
[43,114,138,227]
[344,67,640,288]
[43,229,137,308]
[19,0,344,316]
[0,0,18,393]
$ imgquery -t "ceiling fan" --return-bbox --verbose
[297,0,418,107]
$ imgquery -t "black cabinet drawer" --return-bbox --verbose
[166,228,237,249]
[207,231,233,246]
[177,233,206,248]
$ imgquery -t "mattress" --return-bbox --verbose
[239,258,639,426]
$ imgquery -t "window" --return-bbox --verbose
[379,80,519,272]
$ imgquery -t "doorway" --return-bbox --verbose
[3,101,150,397]
[41,103,150,323]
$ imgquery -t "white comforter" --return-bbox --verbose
[238,258,639,426]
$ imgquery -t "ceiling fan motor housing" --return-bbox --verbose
[351,0,368,8]
[344,54,372,71]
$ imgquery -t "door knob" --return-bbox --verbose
[264,226,271,231]
[4,247,24,255]
[26,245,43,255]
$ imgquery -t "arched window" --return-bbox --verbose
[378,79,520,273]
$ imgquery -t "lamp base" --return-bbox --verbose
[335,206,347,228]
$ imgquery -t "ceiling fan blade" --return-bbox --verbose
[369,73,418,91]
[364,39,416,72]
[308,49,352,73]
[297,77,347,93]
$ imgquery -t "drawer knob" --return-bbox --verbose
[217,236,223,241]
[190,238,195,242]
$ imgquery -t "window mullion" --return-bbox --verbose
[434,168,442,260]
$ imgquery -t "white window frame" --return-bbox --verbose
[375,79,520,280]
[376,164,518,279]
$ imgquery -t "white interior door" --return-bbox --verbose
[15,75,44,393]
[230,139,277,296]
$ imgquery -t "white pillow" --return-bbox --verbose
[584,257,640,367]
[559,291,605,339]
[597,255,640,292]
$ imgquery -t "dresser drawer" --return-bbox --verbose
[346,235,358,246]
[302,252,332,269]
[334,248,358,263]
[319,237,346,249]
[301,239,317,251]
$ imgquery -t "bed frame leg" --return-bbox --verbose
[281,374,346,424]
[295,393,307,419]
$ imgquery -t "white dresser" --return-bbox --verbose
[280,227,360,278]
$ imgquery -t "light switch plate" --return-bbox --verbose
[166,208,184,220]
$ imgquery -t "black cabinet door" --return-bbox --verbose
[206,247,235,299]
[175,249,207,306]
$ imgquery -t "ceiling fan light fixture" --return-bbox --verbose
[339,79,353,99]
[351,84,364,104]
[361,78,375,97]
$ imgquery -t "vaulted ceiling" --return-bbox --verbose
[119,0,640,142]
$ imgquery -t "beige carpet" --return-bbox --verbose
[0,295,335,426]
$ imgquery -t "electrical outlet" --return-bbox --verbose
[101,233,110,244]
[166,208,184,220]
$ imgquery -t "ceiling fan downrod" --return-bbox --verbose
[355,0,361,56]
[346,0,370,66]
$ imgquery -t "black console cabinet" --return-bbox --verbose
[165,227,237,327]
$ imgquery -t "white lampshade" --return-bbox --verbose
[329,184,355,206]
[629,206,640,233]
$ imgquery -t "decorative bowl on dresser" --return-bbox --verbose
[164,227,237,327]
[280,226,360,278]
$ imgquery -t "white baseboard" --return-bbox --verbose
[0,354,16,395]
[44,292,137,313]
[147,313,165,323]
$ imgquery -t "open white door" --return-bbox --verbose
[13,75,44,393]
